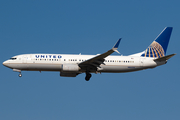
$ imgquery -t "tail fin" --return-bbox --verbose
[141,27,173,58]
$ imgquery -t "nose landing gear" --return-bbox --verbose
[13,69,22,77]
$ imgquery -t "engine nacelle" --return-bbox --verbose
[61,64,80,72]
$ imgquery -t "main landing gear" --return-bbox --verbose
[85,72,92,81]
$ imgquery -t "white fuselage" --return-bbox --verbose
[2,27,174,80]
[3,54,165,73]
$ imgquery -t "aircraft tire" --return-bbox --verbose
[85,73,91,81]
[19,73,22,77]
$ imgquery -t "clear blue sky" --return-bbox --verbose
[0,0,179,120]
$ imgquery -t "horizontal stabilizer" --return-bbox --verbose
[154,54,176,62]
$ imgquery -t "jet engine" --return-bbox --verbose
[61,64,80,72]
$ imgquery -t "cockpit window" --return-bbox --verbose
[10,58,17,60]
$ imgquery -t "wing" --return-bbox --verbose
[78,38,121,71]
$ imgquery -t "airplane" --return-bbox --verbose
[3,27,176,81]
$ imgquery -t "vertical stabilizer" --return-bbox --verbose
[141,27,173,58]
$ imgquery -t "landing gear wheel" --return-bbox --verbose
[85,73,92,81]
[18,73,22,77]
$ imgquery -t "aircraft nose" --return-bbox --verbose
[2,60,9,67]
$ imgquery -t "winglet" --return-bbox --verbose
[113,38,121,49]
[112,38,121,54]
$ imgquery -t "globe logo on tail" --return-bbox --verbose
[141,41,165,58]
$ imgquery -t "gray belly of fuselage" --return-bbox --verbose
[11,63,62,71]
[10,63,146,73]
[98,65,145,73]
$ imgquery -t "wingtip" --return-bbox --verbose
[112,38,121,54]
[113,38,122,49]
